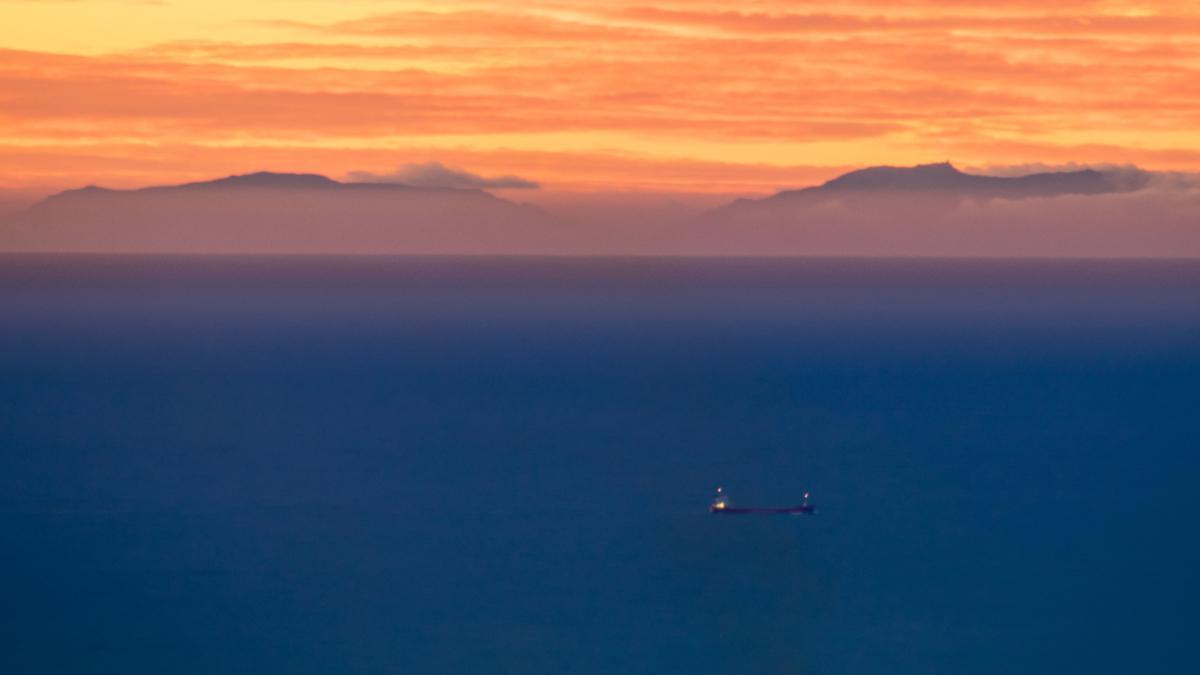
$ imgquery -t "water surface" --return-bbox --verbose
[1,256,1197,674]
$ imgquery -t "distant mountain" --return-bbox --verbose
[675,162,1199,257]
[0,172,559,254]
[152,171,342,191]
[707,162,1131,218]
[3,165,1195,257]
[818,162,1120,194]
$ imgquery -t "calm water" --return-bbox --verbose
[1,256,1197,674]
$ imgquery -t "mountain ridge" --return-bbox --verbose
[34,171,504,207]
[769,162,1125,201]
[697,162,1145,226]
[3,163,1191,257]
[2,171,554,254]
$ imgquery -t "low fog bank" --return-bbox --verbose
[512,190,752,255]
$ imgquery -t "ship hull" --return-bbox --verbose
[711,506,814,515]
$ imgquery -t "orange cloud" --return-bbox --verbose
[1,0,1198,192]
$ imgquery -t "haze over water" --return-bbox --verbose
[2,256,1197,674]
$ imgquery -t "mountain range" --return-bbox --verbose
[0,172,559,254]
[2,164,1195,256]
[702,162,1135,220]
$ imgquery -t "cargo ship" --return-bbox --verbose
[710,487,815,515]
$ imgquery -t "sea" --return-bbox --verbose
[1,255,1197,674]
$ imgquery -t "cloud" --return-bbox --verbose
[3,1,1200,191]
[347,162,540,190]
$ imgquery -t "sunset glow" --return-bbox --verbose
[3,0,1200,193]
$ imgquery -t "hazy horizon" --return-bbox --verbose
[4,162,1197,257]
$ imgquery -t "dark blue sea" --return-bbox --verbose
[1,256,1197,674]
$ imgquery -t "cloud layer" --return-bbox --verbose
[2,1,1200,193]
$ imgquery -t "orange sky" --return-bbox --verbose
[3,0,1200,195]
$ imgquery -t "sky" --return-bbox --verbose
[3,0,1200,198]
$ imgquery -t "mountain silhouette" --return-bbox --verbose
[677,163,1194,257]
[696,162,1143,225]
[708,163,1131,220]
[817,162,1116,195]
[2,172,559,254]
[2,164,1192,257]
